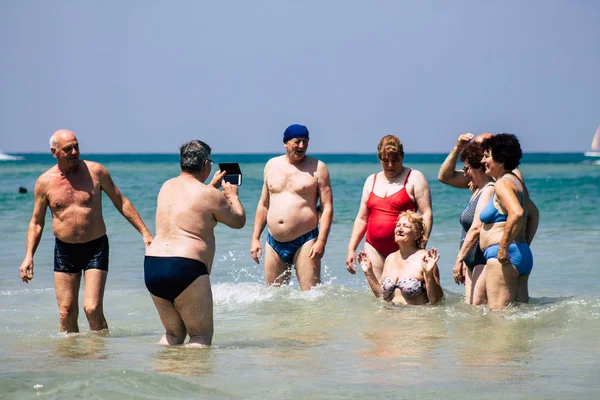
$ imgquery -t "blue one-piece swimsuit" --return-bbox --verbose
[479,175,533,276]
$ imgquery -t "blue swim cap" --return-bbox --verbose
[283,124,309,143]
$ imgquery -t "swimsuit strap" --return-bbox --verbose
[473,182,494,201]
[371,169,412,195]
[371,173,378,191]
[403,169,412,186]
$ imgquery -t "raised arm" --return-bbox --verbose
[438,133,473,188]
[309,161,333,259]
[19,177,49,282]
[250,168,270,264]
[421,248,443,305]
[213,183,246,229]
[411,170,433,243]
[346,176,373,274]
[97,163,153,247]
[358,251,383,298]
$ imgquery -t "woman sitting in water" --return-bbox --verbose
[358,211,443,305]
[479,134,539,310]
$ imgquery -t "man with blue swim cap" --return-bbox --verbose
[250,124,333,290]
[283,124,310,143]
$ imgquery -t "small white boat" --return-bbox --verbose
[584,125,600,158]
[0,150,24,161]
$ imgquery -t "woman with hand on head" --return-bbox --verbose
[479,134,539,310]
[358,211,443,305]
[346,135,432,280]
[451,141,495,304]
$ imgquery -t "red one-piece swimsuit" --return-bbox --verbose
[365,169,417,257]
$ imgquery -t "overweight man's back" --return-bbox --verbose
[148,176,220,268]
[144,140,245,346]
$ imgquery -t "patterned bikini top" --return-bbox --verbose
[381,277,425,298]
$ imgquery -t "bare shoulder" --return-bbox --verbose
[84,160,109,177]
[418,249,429,257]
[408,168,426,181]
[478,183,495,202]
[264,156,283,174]
[406,169,429,192]
[38,166,56,182]
[315,158,329,171]
[35,168,55,192]
[314,158,330,176]
[157,177,177,193]
[265,155,285,168]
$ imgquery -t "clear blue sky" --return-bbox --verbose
[1,1,599,154]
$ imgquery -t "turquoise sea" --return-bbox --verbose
[1,153,599,399]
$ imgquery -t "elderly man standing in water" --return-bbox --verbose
[250,124,333,290]
[144,140,246,346]
[19,129,153,333]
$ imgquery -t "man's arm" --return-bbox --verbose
[19,177,48,282]
[309,161,333,259]
[97,164,153,247]
[250,169,270,263]
[438,133,472,188]
[213,183,246,229]
[411,170,433,243]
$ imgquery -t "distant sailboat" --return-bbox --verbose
[584,125,600,157]
[0,150,24,161]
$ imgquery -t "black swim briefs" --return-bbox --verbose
[54,235,109,273]
[144,256,209,302]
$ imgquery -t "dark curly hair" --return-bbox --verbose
[481,133,522,171]
[460,142,484,169]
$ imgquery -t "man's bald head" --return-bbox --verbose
[474,133,494,144]
[50,129,77,150]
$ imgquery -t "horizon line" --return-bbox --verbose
[1,151,593,156]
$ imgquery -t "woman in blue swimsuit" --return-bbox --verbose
[452,141,495,304]
[479,134,539,310]
[357,211,443,306]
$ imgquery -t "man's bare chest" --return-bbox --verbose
[268,172,317,194]
[47,178,99,211]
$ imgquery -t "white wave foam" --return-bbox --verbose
[0,287,54,296]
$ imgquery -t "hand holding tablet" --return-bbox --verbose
[218,162,242,186]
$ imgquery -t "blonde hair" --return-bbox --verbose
[377,135,404,160]
[397,211,427,249]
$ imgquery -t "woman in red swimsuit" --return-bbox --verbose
[346,135,433,280]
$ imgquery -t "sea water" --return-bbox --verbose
[1,153,599,399]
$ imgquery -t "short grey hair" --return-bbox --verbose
[49,135,59,149]
[180,140,212,172]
